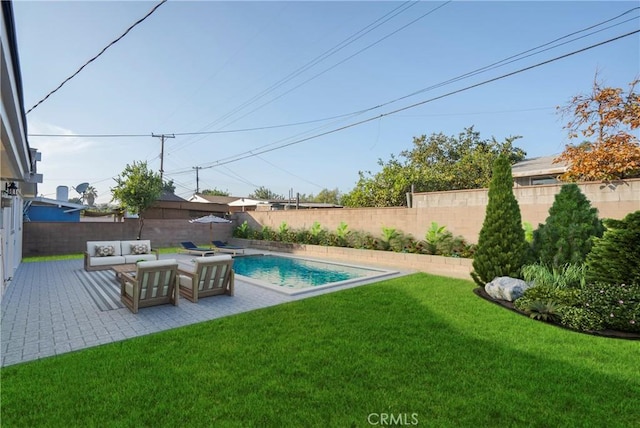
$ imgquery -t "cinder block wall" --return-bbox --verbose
[23,179,639,256]
[23,219,233,257]
[238,179,640,244]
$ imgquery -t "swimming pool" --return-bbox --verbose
[232,254,396,295]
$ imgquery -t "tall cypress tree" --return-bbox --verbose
[471,154,528,286]
[533,183,603,268]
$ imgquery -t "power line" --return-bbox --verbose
[188,30,640,171]
[26,0,167,114]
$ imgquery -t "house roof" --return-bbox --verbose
[228,198,268,207]
[26,197,87,211]
[511,155,567,178]
[158,190,188,202]
[189,194,241,204]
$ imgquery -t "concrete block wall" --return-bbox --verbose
[237,179,640,244]
[23,219,233,257]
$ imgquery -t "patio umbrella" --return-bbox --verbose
[189,215,232,246]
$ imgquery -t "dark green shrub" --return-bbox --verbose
[515,285,580,311]
[585,210,640,287]
[576,282,640,333]
[471,155,528,285]
[561,307,605,332]
[533,183,603,269]
[348,230,377,250]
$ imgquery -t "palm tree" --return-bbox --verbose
[83,186,97,206]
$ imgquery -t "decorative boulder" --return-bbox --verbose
[484,277,533,302]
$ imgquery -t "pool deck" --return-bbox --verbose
[1,251,407,367]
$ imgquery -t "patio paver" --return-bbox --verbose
[1,253,406,367]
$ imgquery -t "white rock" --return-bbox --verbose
[484,276,533,301]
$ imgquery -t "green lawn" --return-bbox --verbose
[1,273,638,427]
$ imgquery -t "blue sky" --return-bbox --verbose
[13,1,640,204]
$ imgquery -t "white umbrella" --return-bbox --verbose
[189,215,232,245]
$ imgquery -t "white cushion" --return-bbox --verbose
[121,240,152,256]
[178,275,194,290]
[194,255,232,264]
[90,256,126,267]
[125,254,157,263]
[137,259,177,269]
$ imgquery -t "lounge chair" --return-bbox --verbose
[211,240,245,255]
[178,255,235,303]
[120,259,179,313]
[179,241,217,256]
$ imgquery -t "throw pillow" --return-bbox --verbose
[95,245,115,257]
[131,243,149,255]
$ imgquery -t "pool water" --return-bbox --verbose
[232,255,389,291]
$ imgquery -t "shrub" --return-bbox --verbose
[233,221,251,238]
[561,307,605,332]
[522,300,564,323]
[521,263,586,289]
[515,285,580,311]
[532,183,603,269]
[471,155,528,285]
[576,282,640,333]
[585,210,640,287]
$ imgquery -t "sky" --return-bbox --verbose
[12,0,640,204]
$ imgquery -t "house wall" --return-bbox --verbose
[236,179,640,243]
[27,206,81,222]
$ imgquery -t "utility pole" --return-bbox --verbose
[151,133,175,181]
[193,166,202,194]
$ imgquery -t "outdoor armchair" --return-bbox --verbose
[120,259,179,313]
[178,255,235,303]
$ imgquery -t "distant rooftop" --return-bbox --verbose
[511,155,567,178]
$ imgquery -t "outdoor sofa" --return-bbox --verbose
[84,240,159,271]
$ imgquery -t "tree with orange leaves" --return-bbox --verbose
[554,76,640,181]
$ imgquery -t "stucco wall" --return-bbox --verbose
[237,179,640,244]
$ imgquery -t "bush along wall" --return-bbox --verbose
[232,220,477,259]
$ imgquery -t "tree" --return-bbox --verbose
[162,180,176,194]
[471,155,528,286]
[202,188,230,196]
[310,188,342,205]
[83,186,97,206]
[585,210,640,286]
[111,161,163,239]
[555,76,640,181]
[249,186,283,200]
[532,184,603,269]
[342,127,526,207]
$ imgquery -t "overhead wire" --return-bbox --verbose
[26,0,167,114]
[169,1,452,153]
[185,30,640,171]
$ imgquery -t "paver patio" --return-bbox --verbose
[1,252,405,367]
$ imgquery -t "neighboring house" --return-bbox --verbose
[188,193,239,205]
[512,155,568,187]
[1,2,43,291]
[24,197,87,222]
[143,192,229,219]
[228,198,268,212]
[256,201,343,211]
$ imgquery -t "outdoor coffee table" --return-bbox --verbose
[111,264,137,283]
